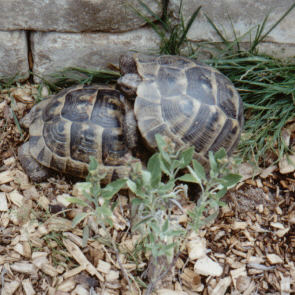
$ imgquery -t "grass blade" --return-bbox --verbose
[177,6,202,49]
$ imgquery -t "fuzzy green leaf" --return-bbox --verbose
[127,179,138,194]
[214,148,227,162]
[209,151,217,172]
[177,173,199,184]
[88,156,98,171]
[178,147,194,168]
[192,159,206,181]
[72,212,89,227]
[101,179,126,199]
[155,134,171,164]
[141,170,152,187]
[82,225,89,247]
[220,173,242,188]
[147,153,161,187]
[66,197,88,207]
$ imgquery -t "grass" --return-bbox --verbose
[199,2,295,163]
[35,67,121,92]
[207,55,295,162]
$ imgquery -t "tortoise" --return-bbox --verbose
[117,53,244,166]
[18,84,138,182]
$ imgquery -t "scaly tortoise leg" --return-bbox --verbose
[18,142,51,182]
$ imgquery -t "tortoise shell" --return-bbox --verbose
[22,84,132,180]
[119,54,244,165]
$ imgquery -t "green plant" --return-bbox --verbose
[68,157,127,244]
[133,0,201,55]
[179,149,241,231]
[69,135,241,292]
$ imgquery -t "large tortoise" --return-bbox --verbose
[18,84,137,182]
[117,54,244,165]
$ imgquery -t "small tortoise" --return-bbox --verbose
[117,54,244,165]
[18,84,137,182]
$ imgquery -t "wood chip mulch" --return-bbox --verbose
[0,84,294,294]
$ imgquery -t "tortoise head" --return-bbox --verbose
[117,73,141,99]
[117,54,142,99]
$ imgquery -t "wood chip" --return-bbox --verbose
[96,260,111,274]
[63,232,83,248]
[157,290,188,295]
[1,281,21,295]
[63,238,104,282]
[8,190,24,207]
[72,284,92,295]
[0,170,15,184]
[270,222,285,229]
[276,227,290,237]
[10,262,38,276]
[22,279,36,295]
[63,266,86,279]
[0,192,8,211]
[194,256,223,276]
[105,270,120,282]
[45,217,72,232]
[266,253,284,264]
[231,221,248,230]
[57,279,76,292]
[13,242,31,258]
[40,263,60,277]
[280,275,292,295]
[57,193,72,207]
[210,276,231,295]
[260,165,277,178]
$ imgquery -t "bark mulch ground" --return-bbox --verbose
[0,84,294,294]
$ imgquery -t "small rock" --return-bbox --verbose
[194,256,223,276]
[187,236,207,260]
[279,154,295,174]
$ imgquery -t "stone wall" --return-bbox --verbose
[1,0,295,82]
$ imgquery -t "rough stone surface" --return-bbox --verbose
[171,0,295,57]
[0,0,161,33]
[31,28,160,82]
[0,30,29,80]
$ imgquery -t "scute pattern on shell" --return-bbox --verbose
[133,54,243,165]
[27,85,129,178]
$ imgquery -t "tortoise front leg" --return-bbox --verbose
[18,142,51,182]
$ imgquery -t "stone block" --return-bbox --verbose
[0,0,161,33]
[0,31,29,81]
[171,0,295,57]
[31,28,160,82]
